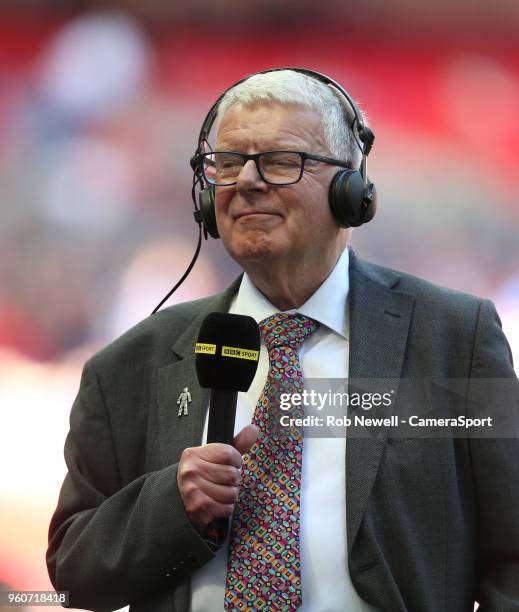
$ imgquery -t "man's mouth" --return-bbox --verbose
[234,211,281,220]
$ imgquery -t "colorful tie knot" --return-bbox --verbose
[260,312,319,350]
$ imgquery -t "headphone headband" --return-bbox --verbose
[193,67,374,162]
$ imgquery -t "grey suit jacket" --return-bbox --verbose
[47,251,519,612]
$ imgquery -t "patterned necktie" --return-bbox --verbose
[225,313,319,611]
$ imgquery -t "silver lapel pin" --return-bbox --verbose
[177,387,192,417]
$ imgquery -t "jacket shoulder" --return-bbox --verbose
[353,254,486,313]
[88,292,228,373]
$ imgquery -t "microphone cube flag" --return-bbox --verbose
[195,312,260,391]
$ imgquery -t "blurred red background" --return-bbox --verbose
[0,5,518,610]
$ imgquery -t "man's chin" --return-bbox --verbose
[224,235,279,264]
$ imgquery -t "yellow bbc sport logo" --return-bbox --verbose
[195,343,216,355]
[221,346,259,361]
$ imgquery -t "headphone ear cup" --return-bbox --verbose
[198,186,219,239]
[329,169,377,228]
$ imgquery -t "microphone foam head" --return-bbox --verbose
[195,312,260,391]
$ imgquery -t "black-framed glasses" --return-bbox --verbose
[197,150,352,186]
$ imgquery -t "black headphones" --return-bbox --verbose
[152,68,377,313]
[189,67,377,239]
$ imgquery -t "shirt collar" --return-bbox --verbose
[229,248,349,340]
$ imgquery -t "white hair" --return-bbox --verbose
[216,69,366,169]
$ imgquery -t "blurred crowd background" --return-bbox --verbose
[0,2,518,610]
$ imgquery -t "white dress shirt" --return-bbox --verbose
[191,248,375,611]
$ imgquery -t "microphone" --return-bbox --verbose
[195,312,260,545]
[195,312,260,444]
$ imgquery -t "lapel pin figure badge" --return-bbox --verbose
[177,387,192,417]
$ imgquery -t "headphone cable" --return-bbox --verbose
[151,175,204,314]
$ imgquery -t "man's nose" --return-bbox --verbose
[236,160,269,193]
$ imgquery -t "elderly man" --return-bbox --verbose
[47,69,519,611]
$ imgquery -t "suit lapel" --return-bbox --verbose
[346,252,415,553]
[156,356,209,467]
[155,278,242,469]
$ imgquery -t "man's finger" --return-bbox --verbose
[234,424,259,455]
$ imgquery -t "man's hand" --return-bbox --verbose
[177,424,259,532]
